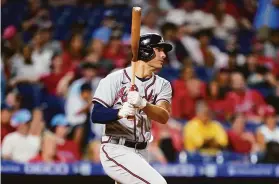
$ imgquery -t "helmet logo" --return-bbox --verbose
[142,38,150,45]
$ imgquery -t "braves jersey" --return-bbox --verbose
[92,67,172,142]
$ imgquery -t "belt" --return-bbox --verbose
[101,136,147,150]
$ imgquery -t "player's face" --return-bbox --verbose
[147,47,166,69]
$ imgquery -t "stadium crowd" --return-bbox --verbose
[1,0,279,164]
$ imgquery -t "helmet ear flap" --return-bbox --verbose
[138,47,155,62]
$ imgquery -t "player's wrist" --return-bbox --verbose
[139,98,147,109]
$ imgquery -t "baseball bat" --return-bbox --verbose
[130,7,141,91]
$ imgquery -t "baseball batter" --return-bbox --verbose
[91,33,173,184]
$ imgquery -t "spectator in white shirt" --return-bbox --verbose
[31,28,54,77]
[66,82,93,147]
[210,0,237,41]
[166,0,214,34]
[1,109,43,162]
[257,105,279,151]
[140,8,161,35]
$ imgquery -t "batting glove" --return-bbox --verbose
[118,102,136,118]
[127,91,147,109]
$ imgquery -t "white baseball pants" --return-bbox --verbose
[100,142,167,184]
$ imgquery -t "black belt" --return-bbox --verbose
[102,137,147,150]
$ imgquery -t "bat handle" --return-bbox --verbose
[127,85,137,120]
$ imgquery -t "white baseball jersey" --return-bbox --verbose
[92,66,172,142]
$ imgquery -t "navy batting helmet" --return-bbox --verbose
[138,33,173,62]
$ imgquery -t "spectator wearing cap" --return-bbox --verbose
[225,72,267,122]
[227,114,258,154]
[91,10,116,44]
[1,104,15,142]
[61,33,85,74]
[66,82,93,147]
[183,101,228,155]
[140,8,161,35]
[2,25,22,55]
[1,109,41,162]
[171,64,206,120]
[256,105,279,150]
[50,114,80,162]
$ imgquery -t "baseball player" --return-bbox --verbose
[91,33,172,184]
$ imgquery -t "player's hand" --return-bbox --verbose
[127,91,147,109]
[118,102,136,119]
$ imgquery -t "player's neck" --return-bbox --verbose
[134,62,153,79]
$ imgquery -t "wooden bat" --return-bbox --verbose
[130,7,141,91]
[126,7,141,121]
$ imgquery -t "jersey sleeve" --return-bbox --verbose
[92,75,118,108]
[155,80,172,105]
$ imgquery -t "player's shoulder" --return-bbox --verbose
[102,68,125,81]
[154,74,171,86]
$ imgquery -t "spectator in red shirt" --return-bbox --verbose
[172,64,206,120]
[30,132,63,163]
[61,33,85,73]
[206,80,230,121]
[103,32,127,68]
[1,104,15,143]
[226,72,266,122]
[50,114,81,162]
[39,53,67,96]
[227,114,258,154]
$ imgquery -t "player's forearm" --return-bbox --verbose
[142,103,169,124]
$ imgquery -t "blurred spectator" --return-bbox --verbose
[214,68,231,93]
[39,53,67,96]
[91,10,117,44]
[160,22,189,68]
[50,114,80,162]
[166,0,212,33]
[226,72,267,122]
[208,0,238,41]
[140,8,161,35]
[256,105,279,163]
[256,105,279,150]
[152,118,184,163]
[2,25,22,56]
[266,82,279,113]
[254,0,279,37]
[172,64,206,120]
[103,32,128,68]
[66,82,93,147]
[22,0,52,41]
[181,28,228,69]
[30,131,63,162]
[40,25,62,54]
[1,109,42,162]
[1,104,15,142]
[264,29,279,61]
[227,114,258,153]
[183,101,228,155]
[9,45,37,86]
[61,33,85,73]
[205,80,230,121]
[31,28,54,76]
